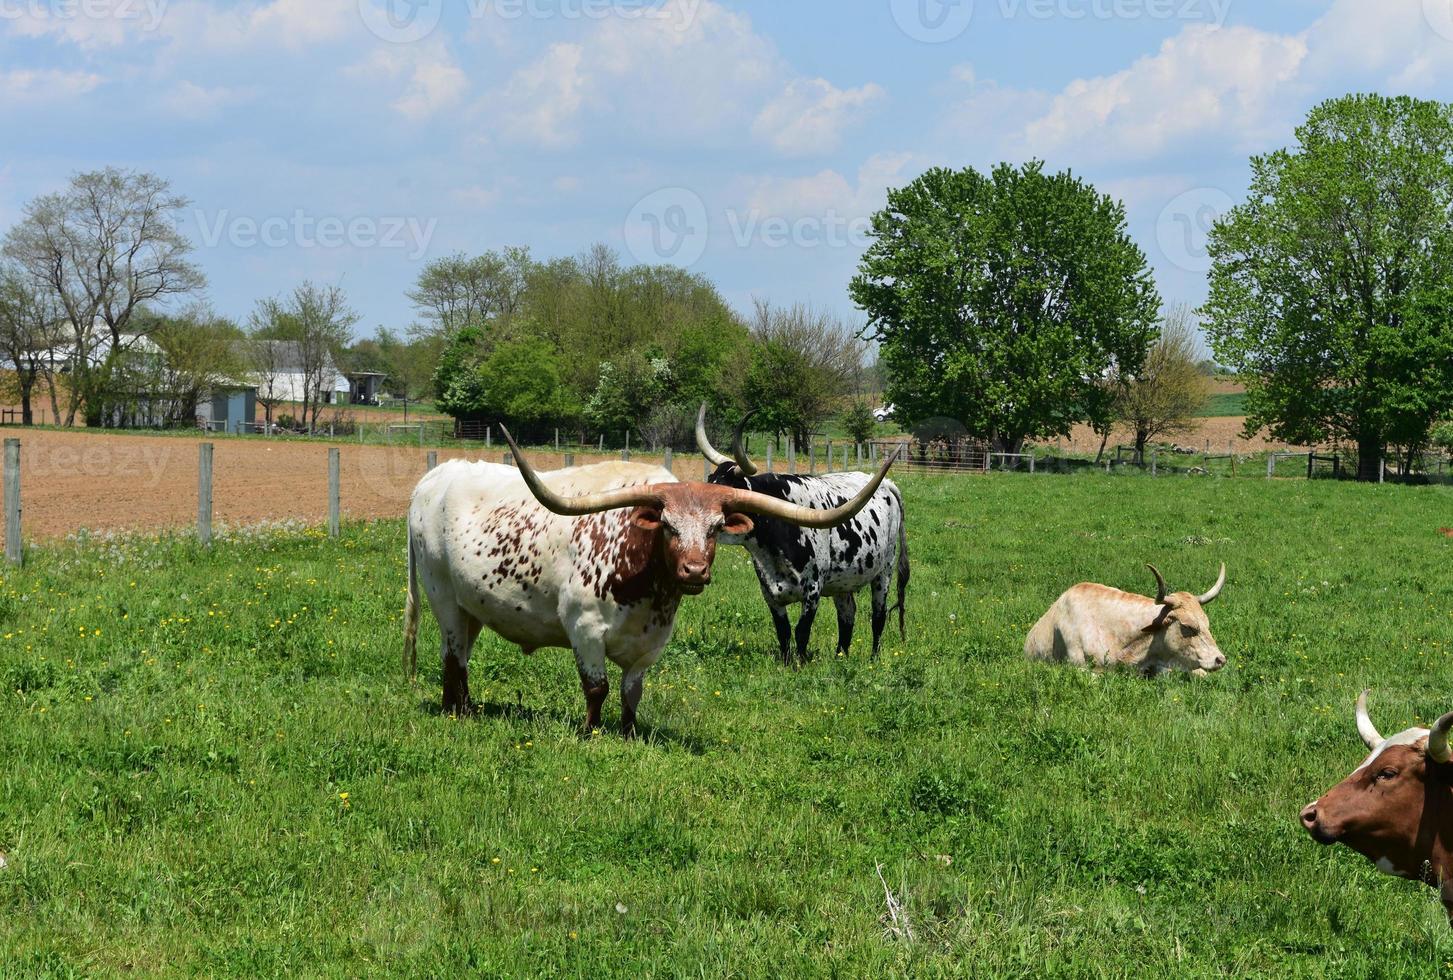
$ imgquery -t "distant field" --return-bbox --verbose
[1,472,1451,973]
[1202,392,1249,417]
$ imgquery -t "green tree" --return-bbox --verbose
[850,161,1160,455]
[433,326,487,418]
[843,401,877,447]
[1204,94,1453,480]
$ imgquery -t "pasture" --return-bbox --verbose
[0,472,1450,975]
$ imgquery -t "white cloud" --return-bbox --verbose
[752,78,885,157]
[491,0,874,154]
[0,69,104,104]
[1021,25,1307,160]
[738,151,916,221]
[0,0,165,48]
[162,81,249,118]
[501,43,587,147]
[352,41,468,121]
[1301,0,1453,91]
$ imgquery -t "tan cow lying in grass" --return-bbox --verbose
[1024,564,1228,677]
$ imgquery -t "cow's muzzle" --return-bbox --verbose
[1300,802,1337,844]
[678,562,711,594]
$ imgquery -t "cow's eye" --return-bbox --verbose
[1180,623,1200,637]
[1375,768,1398,782]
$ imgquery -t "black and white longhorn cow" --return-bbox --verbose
[404,425,898,734]
[697,406,909,665]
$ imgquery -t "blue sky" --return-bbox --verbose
[3,0,1451,336]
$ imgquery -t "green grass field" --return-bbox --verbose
[1,473,1451,975]
[1202,392,1250,418]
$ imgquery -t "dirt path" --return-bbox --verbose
[0,429,696,544]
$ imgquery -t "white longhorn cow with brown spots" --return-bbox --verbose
[1023,564,1229,676]
[403,428,897,735]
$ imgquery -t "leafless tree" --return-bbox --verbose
[248,335,289,429]
[407,247,531,339]
[0,262,65,425]
[744,299,869,446]
[1,168,204,426]
[252,282,357,431]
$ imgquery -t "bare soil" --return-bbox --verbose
[0,429,693,544]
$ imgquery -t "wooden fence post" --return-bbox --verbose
[198,442,213,546]
[4,438,20,566]
[486,427,492,449]
[564,453,575,468]
[328,448,340,537]
[808,439,816,475]
[788,438,796,474]
[703,457,711,480]
[1266,454,1275,479]
[663,448,673,473]
[427,451,438,471]
[766,444,774,472]
[825,441,832,472]
[504,452,514,466]
[555,429,560,451]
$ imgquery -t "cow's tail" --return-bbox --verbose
[403,522,420,682]
[889,484,909,641]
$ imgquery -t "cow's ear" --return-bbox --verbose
[1142,609,1174,634]
[631,507,663,531]
[723,512,754,535]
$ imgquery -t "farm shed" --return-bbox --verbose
[347,371,387,405]
[198,384,258,434]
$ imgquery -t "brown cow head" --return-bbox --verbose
[1301,691,1453,892]
[1140,564,1228,673]
[499,426,899,595]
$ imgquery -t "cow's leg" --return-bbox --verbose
[620,667,647,739]
[870,572,890,658]
[765,596,793,666]
[834,593,857,656]
[573,640,610,734]
[795,593,821,665]
[439,606,481,716]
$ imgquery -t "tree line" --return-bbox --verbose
[414,244,875,447]
[853,93,1453,480]
[2,92,1448,480]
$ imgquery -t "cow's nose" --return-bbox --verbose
[1212,654,1226,669]
[682,561,708,580]
[1299,802,1318,830]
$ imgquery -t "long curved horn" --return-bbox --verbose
[500,425,663,516]
[730,411,759,476]
[1428,711,1453,764]
[696,403,732,468]
[1197,563,1227,605]
[1356,689,1382,749]
[1146,564,1168,604]
[729,446,899,528]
